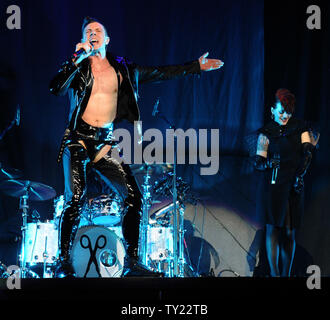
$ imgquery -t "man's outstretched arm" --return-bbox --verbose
[134,52,224,84]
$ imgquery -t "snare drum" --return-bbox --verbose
[82,194,125,226]
[71,226,126,278]
[24,221,59,265]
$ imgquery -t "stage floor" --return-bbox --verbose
[1,277,328,302]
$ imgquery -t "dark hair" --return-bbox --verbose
[275,88,295,114]
[81,16,108,37]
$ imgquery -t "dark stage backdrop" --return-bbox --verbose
[0,0,263,193]
[0,0,328,275]
[264,0,330,276]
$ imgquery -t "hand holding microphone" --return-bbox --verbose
[72,41,94,65]
[269,154,280,184]
[254,154,280,184]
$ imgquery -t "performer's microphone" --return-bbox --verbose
[72,48,86,60]
[71,42,94,60]
[271,153,280,185]
[152,98,160,116]
[15,105,20,126]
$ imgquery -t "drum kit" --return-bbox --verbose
[0,161,198,279]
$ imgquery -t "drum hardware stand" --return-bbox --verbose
[42,236,49,278]
[152,100,183,277]
[169,259,174,278]
[147,254,158,271]
[172,134,179,276]
[0,179,56,279]
[139,170,152,266]
[178,206,185,277]
[18,185,31,279]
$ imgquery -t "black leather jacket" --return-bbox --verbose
[49,52,201,162]
[49,52,201,130]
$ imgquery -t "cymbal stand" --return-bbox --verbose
[172,134,178,276]
[139,168,152,266]
[152,101,179,276]
[19,184,30,279]
[42,236,48,278]
[178,205,185,277]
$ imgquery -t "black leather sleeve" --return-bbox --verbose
[295,142,314,178]
[49,59,80,96]
[293,142,314,193]
[134,60,201,84]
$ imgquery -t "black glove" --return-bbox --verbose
[254,155,280,171]
[293,142,314,194]
[254,155,268,171]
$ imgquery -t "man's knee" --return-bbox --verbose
[93,156,129,200]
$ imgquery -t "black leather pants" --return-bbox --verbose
[59,124,142,264]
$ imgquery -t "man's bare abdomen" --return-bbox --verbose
[80,61,122,162]
[82,62,121,127]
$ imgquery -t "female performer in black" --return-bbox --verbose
[254,88,315,277]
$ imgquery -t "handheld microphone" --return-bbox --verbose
[15,105,20,126]
[71,48,86,60]
[71,42,94,61]
[152,98,160,116]
[271,153,280,184]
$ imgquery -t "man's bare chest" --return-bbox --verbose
[91,64,120,94]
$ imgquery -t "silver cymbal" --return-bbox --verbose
[0,179,56,201]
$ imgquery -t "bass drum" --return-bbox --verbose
[71,226,126,278]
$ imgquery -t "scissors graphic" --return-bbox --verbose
[80,234,106,277]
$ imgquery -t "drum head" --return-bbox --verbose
[72,226,125,278]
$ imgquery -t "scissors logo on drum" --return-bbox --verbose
[80,234,107,278]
